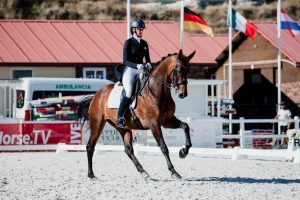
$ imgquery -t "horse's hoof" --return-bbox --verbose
[179,148,187,159]
[171,172,182,179]
[140,171,150,179]
[88,173,96,179]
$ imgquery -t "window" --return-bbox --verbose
[252,73,261,83]
[244,69,261,84]
[16,90,25,108]
[12,70,32,79]
[83,68,106,79]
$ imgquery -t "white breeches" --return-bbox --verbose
[122,66,143,98]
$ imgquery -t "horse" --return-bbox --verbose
[78,49,196,179]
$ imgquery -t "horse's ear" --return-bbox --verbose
[187,50,196,62]
[178,49,183,60]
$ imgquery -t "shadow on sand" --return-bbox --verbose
[186,177,300,184]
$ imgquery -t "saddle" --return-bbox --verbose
[108,74,149,130]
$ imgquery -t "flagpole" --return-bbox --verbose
[228,0,233,134]
[180,0,184,49]
[277,0,282,106]
[228,0,232,100]
[277,0,282,136]
[127,0,131,39]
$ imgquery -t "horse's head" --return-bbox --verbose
[169,49,195,98]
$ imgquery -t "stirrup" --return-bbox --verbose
[117,117,126,128]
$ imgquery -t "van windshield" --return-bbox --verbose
[16,90,25,108]
[32,91,95,100]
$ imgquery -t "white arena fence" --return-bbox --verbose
[0,117,300,163]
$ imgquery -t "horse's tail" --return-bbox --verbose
[77,95,93,124]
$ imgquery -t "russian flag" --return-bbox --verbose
[281,9,300,38]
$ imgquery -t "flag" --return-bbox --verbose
[280,9,300,38]
[184,7,213,36]
[227,8,257,39]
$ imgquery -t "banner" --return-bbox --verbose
[0,122,82,145]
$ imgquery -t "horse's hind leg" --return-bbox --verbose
[119,129,149,178]
[150,124,181,179]
[162,116,192,158]
[86,117,105,179]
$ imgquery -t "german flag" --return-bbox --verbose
[184,7,213,36]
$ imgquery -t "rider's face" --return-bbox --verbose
[135,28,144,37]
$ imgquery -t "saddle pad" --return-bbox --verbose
[108,83,123,108]
[108,83,137,109]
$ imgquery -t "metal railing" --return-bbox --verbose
[218,116,299,148]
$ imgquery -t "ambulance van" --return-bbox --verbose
[3,77,113,121]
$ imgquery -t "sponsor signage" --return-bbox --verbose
[55,84,91,90]
[0,122,82,145]
[294,138,300,147]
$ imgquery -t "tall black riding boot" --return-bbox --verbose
[117,96,130,128]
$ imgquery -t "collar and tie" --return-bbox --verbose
[133,35,140,43]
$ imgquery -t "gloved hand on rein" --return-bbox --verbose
[137,63,152,72]
[145,63,152,72]
[137,64,145,71]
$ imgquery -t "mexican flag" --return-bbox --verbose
[227,8,257,39]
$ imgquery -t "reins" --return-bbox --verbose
[141,58,188,94]
[143,70,173,89]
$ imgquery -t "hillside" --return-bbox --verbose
[0,0,299,34]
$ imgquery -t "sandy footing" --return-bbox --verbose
[1,152,300,200]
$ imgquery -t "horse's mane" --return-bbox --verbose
[139,53,178,93]
[153,53,178,67]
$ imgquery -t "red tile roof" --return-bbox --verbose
[2,20,297,68]
[0,20,223,66]
[254,21,300,65]
[189,34,227,65]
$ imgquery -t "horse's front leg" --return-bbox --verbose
[151,124,181,179]
[162,116,192,159]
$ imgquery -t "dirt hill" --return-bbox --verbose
[0,0,299,34]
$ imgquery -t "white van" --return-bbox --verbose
[0,78,113,121]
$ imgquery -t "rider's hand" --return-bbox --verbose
[145,63,152,71]
[137,64,144,71]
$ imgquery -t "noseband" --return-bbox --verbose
[169,60,188,91]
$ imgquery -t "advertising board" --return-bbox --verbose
[0,122,82,146]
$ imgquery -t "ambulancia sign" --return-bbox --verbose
[55,84,91,90]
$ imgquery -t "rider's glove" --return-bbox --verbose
[145,63,152,71]
[137,64,144,71]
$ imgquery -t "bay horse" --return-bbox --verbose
[78,49,196,179]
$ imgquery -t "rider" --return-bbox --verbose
[117,19,152,128]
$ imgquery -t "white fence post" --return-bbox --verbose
[294,116,299,130]
[239,117,245,148]
[231,146,240,160]
[56,143,67,154]
[294,149,300,163]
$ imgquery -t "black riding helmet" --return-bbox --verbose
[130,19,146,29]
[130,19,145,35]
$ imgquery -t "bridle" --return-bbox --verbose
[142,58,189,93]
[169,59,189,91]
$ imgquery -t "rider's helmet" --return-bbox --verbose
[130,19,146,29]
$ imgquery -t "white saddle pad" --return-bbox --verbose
[108,83,137,109]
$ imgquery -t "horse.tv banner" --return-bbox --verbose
[0,122,82,145]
